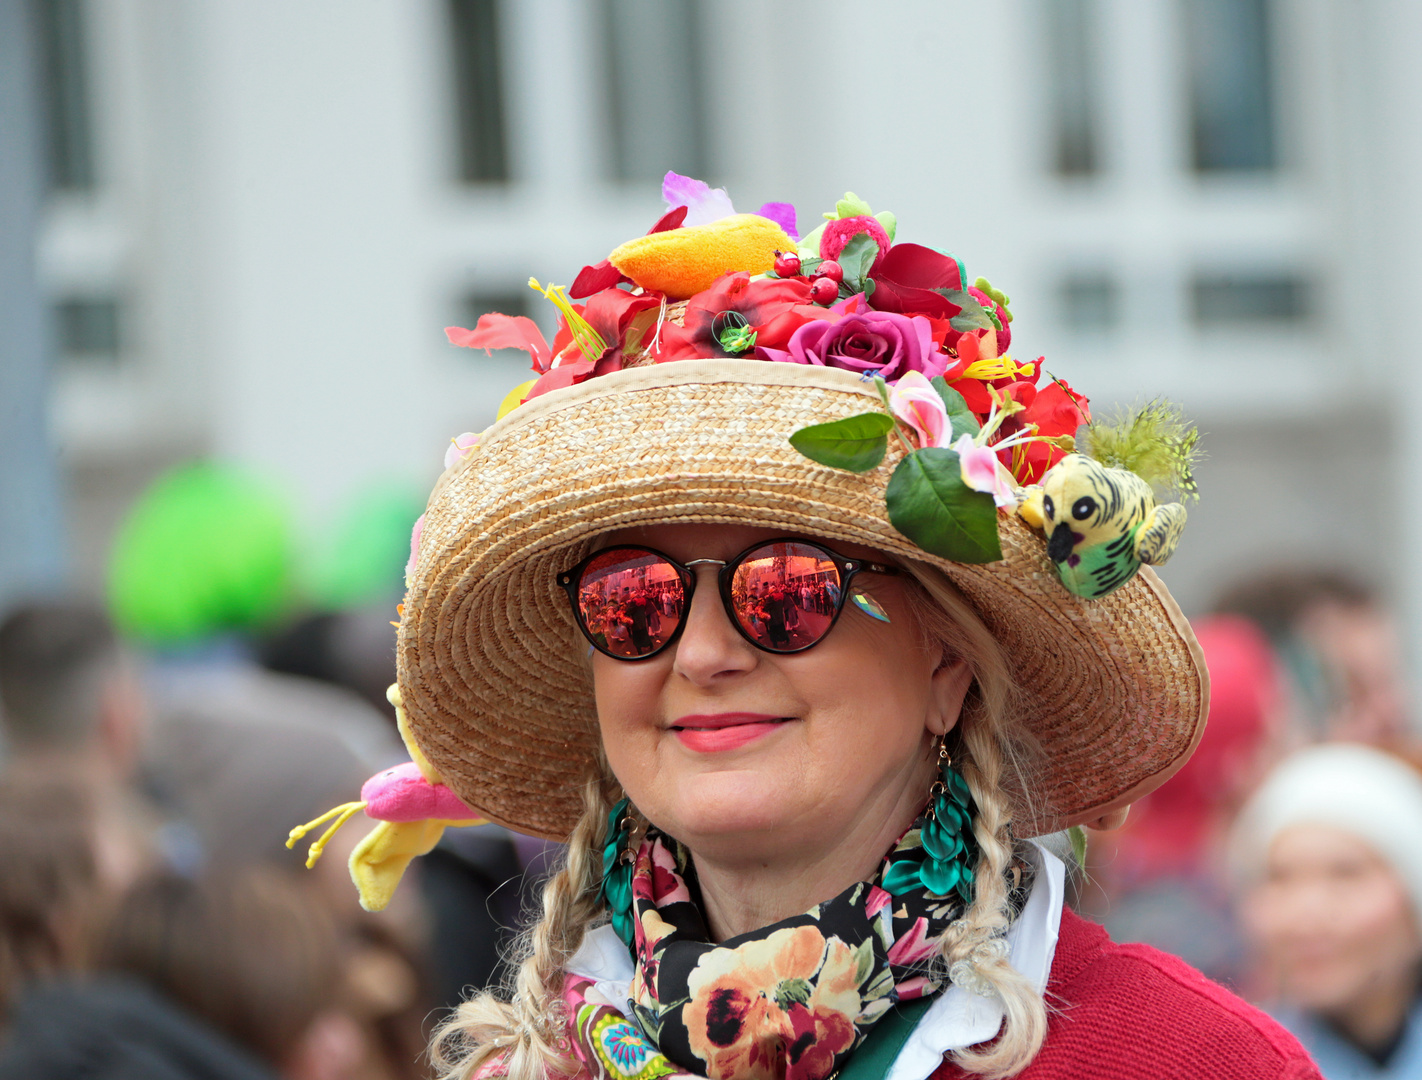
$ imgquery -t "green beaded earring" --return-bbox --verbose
[599,796,636,946]
[884,740,979,905]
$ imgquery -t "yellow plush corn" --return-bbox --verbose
[608,214,794,300]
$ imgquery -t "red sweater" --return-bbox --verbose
[931,908,1320,1080]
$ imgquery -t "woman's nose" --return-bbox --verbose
[672,566,757,683]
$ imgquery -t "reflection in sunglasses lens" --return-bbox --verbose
[729,543,842,653]
[576,548,685,658]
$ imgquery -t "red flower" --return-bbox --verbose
[525,288,663,399]
[967,285,1011,355]
[655,273,824,362]
[995,376,1091,484]
[867,244,968,321]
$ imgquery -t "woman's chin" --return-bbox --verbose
[653,772,805,845]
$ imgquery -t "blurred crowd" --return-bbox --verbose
[1080,568,1422,1079]
[0,464,552,1079]
[3,462,1422,1080]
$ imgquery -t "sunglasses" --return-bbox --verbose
[559,539,900,660]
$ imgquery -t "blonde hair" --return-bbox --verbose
[433,561,1047,1080]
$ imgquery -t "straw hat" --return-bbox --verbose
[395,359,1208,840]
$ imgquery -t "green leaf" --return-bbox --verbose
[852,937,875,984]
[874,209,897,242]
[930,376,980,438]
[886,448,1003,563]
[836,231,878,291]
[789,412,894,473]
[797,223,826,259]
[941,289,995,332]
[832,191,873,219]
[1068,825,1088,868]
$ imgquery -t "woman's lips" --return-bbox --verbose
[670,713,792,753]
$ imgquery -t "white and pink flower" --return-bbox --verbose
[887,370,952,449]
[953,433,1018,508]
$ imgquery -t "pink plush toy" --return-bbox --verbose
[361,761,478,822]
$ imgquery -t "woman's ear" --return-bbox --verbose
[926,657,974,738]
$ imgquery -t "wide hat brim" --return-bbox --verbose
[397,360,1208,840]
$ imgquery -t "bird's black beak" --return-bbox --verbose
[1047,522,1076,563]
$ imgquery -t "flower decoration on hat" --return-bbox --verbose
[442,171,1199,596]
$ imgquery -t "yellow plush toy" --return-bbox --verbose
[608,213,794,300]
[287,684,485,911]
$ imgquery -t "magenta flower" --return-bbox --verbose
[759,306,946,381]
[661,171,799,239]
[888,371,951,449]
[887,915,940,967]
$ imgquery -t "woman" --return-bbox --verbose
[1232,743,1422,1078]
[307,178,1319,1079]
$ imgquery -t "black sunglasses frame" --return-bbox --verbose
[557,538,900,661]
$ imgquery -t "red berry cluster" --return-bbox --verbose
[773,251,843,306]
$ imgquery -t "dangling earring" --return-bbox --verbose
[599,796,637,946]
[883,738,980,904]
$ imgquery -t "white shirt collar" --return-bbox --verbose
[564,839,1066,1071]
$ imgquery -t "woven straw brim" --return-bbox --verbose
[397,361,1208,840]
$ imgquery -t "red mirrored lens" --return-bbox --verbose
[729,543,842,652]
[575,548,685,658]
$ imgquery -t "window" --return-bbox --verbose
[1182,0,1276,172]
[1059,274,1119,331]
[1191,273,1307,325]
[601,0,707,184]
[54,296,121,363]
[449,0,510,183]
[1042,0,1099,176]
[462,290,530,330]
[34,0,95,191]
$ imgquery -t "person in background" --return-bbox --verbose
[0,600,156,887]
[1214,569,1409,745]
[0,868,361,1080]
[0,773,108,1021]
[1083,614,1287,986]
[1231,743,1422,1077]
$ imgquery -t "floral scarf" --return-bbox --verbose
[567,822,1008,1080]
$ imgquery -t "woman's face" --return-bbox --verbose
[590,523,973,868]
[1241,823,1422,1011]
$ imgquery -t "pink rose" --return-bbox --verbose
[758,306,946,381]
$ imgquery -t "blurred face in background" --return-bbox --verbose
[1242,823,1421,1014]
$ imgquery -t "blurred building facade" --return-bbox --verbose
[5,0,1421,653]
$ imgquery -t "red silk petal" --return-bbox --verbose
[648,206,689,234]
[570,260,627,298]
[446,315,551,373]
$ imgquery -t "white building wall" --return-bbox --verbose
[34,0,1414,642]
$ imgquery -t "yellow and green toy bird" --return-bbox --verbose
[1017,402,1199,599]
[1019,455,1186,598]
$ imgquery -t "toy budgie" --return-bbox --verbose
[1017,402,1199,599]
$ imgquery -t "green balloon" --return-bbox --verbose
[310,484,425,609]
[107,462,294,645]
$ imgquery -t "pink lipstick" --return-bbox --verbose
[670,713,791,753]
